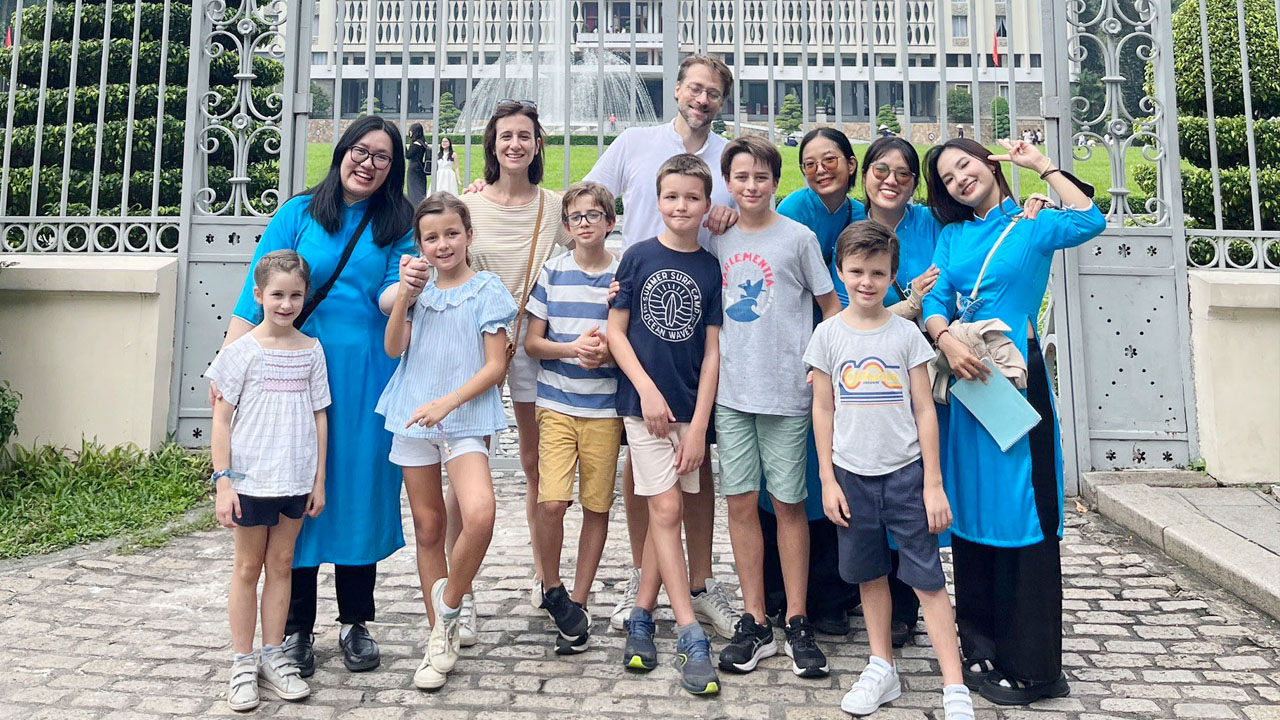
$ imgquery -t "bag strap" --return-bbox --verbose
[510,191,547,343]
[969,215,1021,301]
[294,206,374,329]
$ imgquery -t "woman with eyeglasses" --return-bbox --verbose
[453,100,573,638]
[432,137,459,196]
[212,115,416,677]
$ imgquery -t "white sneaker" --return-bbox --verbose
[943,684,976,720]
[413,648,447,690]
[429,577,461,673]
[459,593,478,647]
[530,576,544,610]
[692,578,742,640]
[840,656,901,716]
[609,568,641,631]
[226,656,259,712]
[258,651,310,701]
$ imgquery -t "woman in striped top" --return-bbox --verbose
[458,101,573,610]
[376,193,518,690]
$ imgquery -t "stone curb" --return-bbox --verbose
[1084,473,1280,622]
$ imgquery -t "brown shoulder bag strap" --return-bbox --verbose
[510,190,546,346]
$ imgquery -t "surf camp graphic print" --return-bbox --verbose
[640,269,703,342]
[836,356,906,405]
[721,252,775,322]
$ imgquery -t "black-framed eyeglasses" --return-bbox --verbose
[870,162,915,184]
[348,145,392,170]
[563,210,607,226]
[497,99,538,112]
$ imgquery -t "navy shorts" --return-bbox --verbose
[233,493,308,527]
[834,459,945,591]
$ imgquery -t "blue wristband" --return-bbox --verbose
[211,469,245,485]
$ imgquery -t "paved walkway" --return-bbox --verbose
[3,470,1280,719]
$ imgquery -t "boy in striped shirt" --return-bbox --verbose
[524,182,622,653]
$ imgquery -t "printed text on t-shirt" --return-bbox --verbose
[836,356,905,406]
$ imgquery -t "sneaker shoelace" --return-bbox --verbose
[628,614,656,641]
[704,583,741,623]
[789,623,819,653]
[683,634,712,663]
[622,571,640,600]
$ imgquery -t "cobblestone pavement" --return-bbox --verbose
[2,470,1279,720]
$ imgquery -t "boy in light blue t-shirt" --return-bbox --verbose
[524,182,622,655]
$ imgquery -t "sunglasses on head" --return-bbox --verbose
[497,99,538,112]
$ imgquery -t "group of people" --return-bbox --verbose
[206,53,1106,718]
[406,123,460,203]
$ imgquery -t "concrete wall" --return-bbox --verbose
[0,257,178,451]
[1189,270,1280,485]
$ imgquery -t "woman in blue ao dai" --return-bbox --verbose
[922,137,1105,705]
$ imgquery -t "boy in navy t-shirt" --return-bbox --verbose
[607,154,723,696]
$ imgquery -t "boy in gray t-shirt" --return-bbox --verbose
[805,220,973,719]
[707,136,841,678]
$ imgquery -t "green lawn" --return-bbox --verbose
[306,139,1149,205]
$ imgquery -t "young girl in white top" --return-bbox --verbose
[375,192,517,690]
[205,250,331,712]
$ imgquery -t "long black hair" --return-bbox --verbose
[408,122,426,144]
[861,136,921,219]
[924,138,1014,227]
[304,115,414,247]
[798,127,858,196]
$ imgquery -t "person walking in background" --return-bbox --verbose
[406,123,431,206]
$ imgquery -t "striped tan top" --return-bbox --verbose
[462,187,572,308]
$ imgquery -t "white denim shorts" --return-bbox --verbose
[389,434,488,467]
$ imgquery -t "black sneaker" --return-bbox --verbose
[891,619,912,648]
[281,632,315,678]
[623,608,658,671]
[784,616,829,678]
[554,601,592,655]
[542,584,590,640]
[718,613,778,673]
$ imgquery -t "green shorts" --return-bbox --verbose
[714,405,809,504]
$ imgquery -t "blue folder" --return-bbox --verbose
[949,358,1042,452]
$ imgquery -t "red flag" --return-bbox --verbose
[992,17,1007,67]
[5,27,11,48]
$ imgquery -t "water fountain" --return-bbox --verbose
[454,11,658,134]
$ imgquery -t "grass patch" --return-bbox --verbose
[305,139,1151,205]
[0,441,212,559]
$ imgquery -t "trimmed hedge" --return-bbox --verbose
[0,39,283,91]
[1167,0,1280,117]
[1177,115,1280,170]
[13,2,190,45]
[1136,162,1280,230]
[0,84,186,126]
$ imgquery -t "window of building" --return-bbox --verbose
[952,15,968,39]
[783,53,799,66]
[1030,53,1042,68]
[312,51,327,65]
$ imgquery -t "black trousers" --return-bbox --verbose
[951,339,1063,684]
[758,508,920,626]
[285,563,378,636]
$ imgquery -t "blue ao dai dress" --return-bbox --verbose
[922,198,1106,548]
[232,195,415,568]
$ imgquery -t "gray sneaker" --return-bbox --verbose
[691,578,741,640]
[675,628,720,695]
[226,656,259,712]
[258,650,310,701]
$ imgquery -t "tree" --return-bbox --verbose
[991,96,1010,140]
[712,116,727,136]
[437,92,460,132]
[311,82,332,117]
[946,87,974,124]
[876,104,901,134]
[776,92,802,134]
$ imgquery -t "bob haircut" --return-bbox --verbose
[835,220,900,276]
[482,102,546,185]
[253,249,312,294]
[861,135,921,214]
[560,181,618,225]
[721,135,782,182]
[304,115,414,248]
[798,127,858,195]
[924,138,1014,226]
[655,153,714,201]
[677,54,734,98]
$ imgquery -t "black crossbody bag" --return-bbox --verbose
[294,207,375,329]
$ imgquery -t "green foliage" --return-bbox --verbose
[1072,69,1106,127]
[1176,115,1280,170]
[13,2,190,45]
[1135,162,1280,232]
[712,116,727,135]
[991,96,1010,139]
[311,81,332,117]
[0,441,211,559]
[777,93,803,134]
[946,87,974,124]
[0,382,19,450]
[1166,0,1280,117]
[876,104,901,134]
[437,92,460,131]
[0,84,187,126]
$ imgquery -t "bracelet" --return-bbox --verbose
[934,328,951,345]
[453,391,464,409]
[210,469,244,485]
[1039,166,1062,180]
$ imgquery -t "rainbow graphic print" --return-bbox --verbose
[836,356,905,406]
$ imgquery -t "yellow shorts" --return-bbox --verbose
[536,408,623,514]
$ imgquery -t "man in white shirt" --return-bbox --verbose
[590,54,743,641]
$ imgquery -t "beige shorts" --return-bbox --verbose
[506,335,539,404]
[537,408,622,513]
[623,416,703,497]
